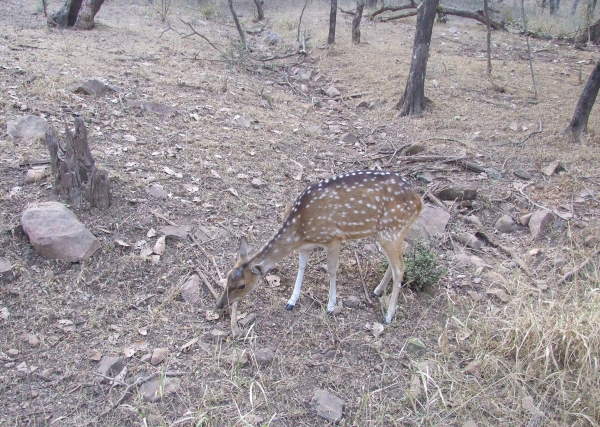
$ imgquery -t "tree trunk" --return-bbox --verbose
[74,0,105,29]
[397,0,440,116]
[328,0,338,45]
[366,0,378,6]
[228,0,247,50]
[550,0,560,13]
[572,0,580,14]
[565,61,600,140]
[352,0,366,44]
[253,0,265,20]
[49,0,104,29]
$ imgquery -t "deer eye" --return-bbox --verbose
[237,284,246,290]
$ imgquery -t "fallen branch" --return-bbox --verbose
[179,19,222,54]
[380,10,417,22]
[371,2,416,18]
[354,251,373,305]
[99,371,186,417]
[437,5,505,30]
[476,231,532,276]
[556,247,600,286]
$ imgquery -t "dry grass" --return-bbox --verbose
[1,0,600,426]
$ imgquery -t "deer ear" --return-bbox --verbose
[238,236,249,261]
[251,265,264,276]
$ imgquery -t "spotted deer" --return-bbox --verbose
[216,170,423,330]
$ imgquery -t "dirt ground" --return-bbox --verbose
[1,0,599,426]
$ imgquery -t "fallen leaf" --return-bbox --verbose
[266,274,281,287]
[147,228,156,238]
[134,340,148,351]
[372,322,384,338]
[181,338,198,353]
[115,239,131,248]
[541,160,563,176]
[124,347,136,358]
[486,288,510,302]
[210,169,221,179]
[123,134,137,142]
[228,187,239,197]
[87,349,102,361]
[0,307,10,320]
[138,327,148,336]
[206,310,220,321]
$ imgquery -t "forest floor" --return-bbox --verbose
[1,0,599,426]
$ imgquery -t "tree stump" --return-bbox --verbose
[352,1,366,45]
[45,117,111,210]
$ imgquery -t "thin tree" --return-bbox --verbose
[520,0,538,99]
[228,0,247,51]
[484,0,492,75]
[352,0,366,44]
[396,0,440,116]
[297,0,311,42]
[564,61,600,141]
[328,0,338,44]
[253,0,265,20]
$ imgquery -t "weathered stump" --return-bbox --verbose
[45,117,111,210]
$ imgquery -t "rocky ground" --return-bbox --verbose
[1,0,599,426]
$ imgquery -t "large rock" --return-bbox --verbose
[408,205,450,240]
[21,202,101,262]
[311,389,343,423]
[0,258,14,283]
[139,376,181,402]
[7,115,49,144]
[494,214,517,234]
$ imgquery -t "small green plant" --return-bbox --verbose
[403,240,445,291]
[201,6,216,20]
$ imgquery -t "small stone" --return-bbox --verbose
[553,258,566,268]
[7,348,19,356]
[519,213,532,226]
[25,166,49,184]
[529,210,555,240]
[404,144,426,156]
[7,115,49,144]
[139,376,181,403]
[224,350,249,366]
[325,86,341,98]
[96,357,125,382]
[437,187,477,201]
[254,347,275,365]
[158,225,191,240]
[328,124,342,133]
[251,178,265,188]
[181,275,200,303]
[463,420,478,427]
[417,172,435,183]
[408,205,450,240]
[494,214,517,234]
[486,288,510,302]
[456,232,482,250]
[340,132,358,144]
[343,296,361,309]
[485,271,507,285]
[0,258,14,283]
[514,169,532,180]
[464,360,481,376]
[584,235,598,248]
[238,312,256,327]
[311,389,344,423]
[25,334,39,347]
[151,348,169,365]
[74,79,112,96]
[39,368,54,380]
[145,184,168,199]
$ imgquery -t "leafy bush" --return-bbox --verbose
[404,240,445,291]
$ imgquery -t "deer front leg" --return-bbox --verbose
[286,249,310,310]
[230,301,240,338]
[325,242,341,314]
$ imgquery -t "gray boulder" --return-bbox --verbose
[21,202,101,262]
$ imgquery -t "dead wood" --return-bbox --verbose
[476,231,532,276]
[227,0,247,51]
[98,371,187,417]
[380,10,417,22]
[371,2,415,17]
[45,117,111,210]
[556,247,600,286]
[437,5,505,30]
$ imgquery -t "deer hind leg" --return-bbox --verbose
[377,236,407,325]
[325,241,342,314]
[373,265,392,297]
[286,249,310,310]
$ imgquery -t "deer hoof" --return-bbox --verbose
[285,303,295,311]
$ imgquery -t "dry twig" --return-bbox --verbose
[556,247,600,286]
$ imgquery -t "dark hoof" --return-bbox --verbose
[285,303,295,311]
[381,318,390,325]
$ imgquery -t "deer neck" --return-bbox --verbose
[249,226,301,273]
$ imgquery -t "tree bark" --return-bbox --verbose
[550,0,560,13]
[228,0,247,50]
[74,0,106,29]
[252,0,265,20]
[328,0,338,45]
[436,5,504,30]
[49,0,104,29]
[397,0,440,116]
[565,61,600,140]
[574,18,600,44]
[352,0,366,44]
